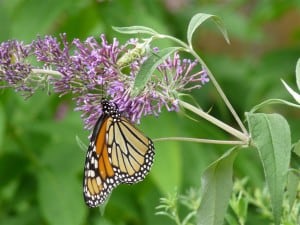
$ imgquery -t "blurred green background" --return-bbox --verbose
[0,0,300,225]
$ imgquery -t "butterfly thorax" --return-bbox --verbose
[101,99,121,122]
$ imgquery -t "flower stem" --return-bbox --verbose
[179,99,249,144]
[31,68,63,78]
[157,34,249,136]
[154,137,246,145]
[192,56,249,135]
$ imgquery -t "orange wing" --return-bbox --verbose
[83,114,120,207]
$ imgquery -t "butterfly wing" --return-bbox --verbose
[83,114,155,207]
[83,114,120,207]
[107,117,155,184]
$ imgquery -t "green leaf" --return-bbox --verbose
[247,113,291,225]
[296,58,300,90]
[287,169,299,208]
[38,169,87,225]
[281,79,300,104]
[131,47,181,96]
[113,26,159,35]
[76,135,88,151]
[197,148,239,225]
[225,213,239,225]
[250,98,300,113]
[293,140,300,157]
[187,13,230,48]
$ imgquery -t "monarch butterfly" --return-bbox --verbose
[83,99,155,207]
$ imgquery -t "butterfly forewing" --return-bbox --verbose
[83,115,120,207]
[83,100,155,207]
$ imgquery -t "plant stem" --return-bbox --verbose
[32,68,63,78]
[194,57,248,135]
[154,137,246,145]
[179,100,249,144]
[158,34,249,136]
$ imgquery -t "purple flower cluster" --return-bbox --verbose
[0,40,33,94]
[0,34,209,130]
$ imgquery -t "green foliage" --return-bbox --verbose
[228,178,300,225]
[113,26,159,36]
[247,113,291,224]
[197,148,239,225]
[187,13,230,48]
[287,169,300,208]
[296,59,300,90]
[132,46,182,96]
[156,188,201,225]
[157,179,300,225]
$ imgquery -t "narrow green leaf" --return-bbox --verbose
[293,140,300,157]
[287,169,299,208]
[187,13,230,48]
[38,169,87,225]
[296,58,300,90]
[197,148,239,225]
[131,47,181,96]
[250,98,300,113]
[247,113,291,225]
[76,135,88,151]
[225,213,239,225]
[281,79,300,104]
[113,26,159,35]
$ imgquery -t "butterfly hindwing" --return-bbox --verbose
[107,117,154,183]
